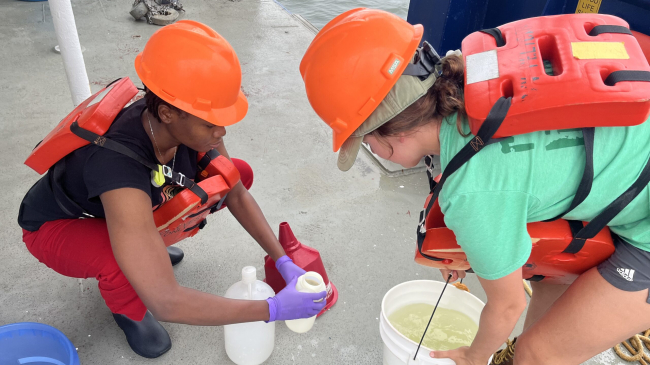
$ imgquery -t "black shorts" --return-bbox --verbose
[597,234,650,304]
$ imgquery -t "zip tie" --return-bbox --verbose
[414,273,453,361]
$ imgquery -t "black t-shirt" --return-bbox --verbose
[18,99,198,231]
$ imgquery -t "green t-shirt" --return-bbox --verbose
[438,113,650,280]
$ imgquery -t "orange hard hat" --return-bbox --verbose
[135,20,248,127]
[299,8,423,151]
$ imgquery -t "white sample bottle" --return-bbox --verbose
[224,266,275,365]
[285,271,326,334]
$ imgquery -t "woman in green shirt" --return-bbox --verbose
[300,8,650,365]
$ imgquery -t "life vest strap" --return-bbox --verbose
[528,275,545,282]
[589,25,632,37]
[69,121,208,205]
[479,28,505,47]
[562,220,588,254]
[416,97,512,261]
[49,158,91,218]
[187,184,209,205]
[566,151,650,252]
[604,71,650,87]
[183,219,207,233]
[198,148,220,171]
[545,127,595,222]
[70,121,158,171]
[424,155,437,193]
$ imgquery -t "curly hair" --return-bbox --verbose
[370,54,467,153]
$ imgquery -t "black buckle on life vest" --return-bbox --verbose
[417,42,442,74]
[402,41,442,80]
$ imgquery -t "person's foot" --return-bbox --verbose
[112,311,171,358]
[168,246,184,266]
[490,337,517,365]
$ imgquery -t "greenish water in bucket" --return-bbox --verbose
[388,303,478,351]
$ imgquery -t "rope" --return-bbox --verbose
[494,279,650,365]
[614,329,650,365]
[492,338,517,365]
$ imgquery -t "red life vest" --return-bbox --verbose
[410,14,650,282]
[24,77,240,244]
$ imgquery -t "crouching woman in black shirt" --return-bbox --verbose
[18,20,325,358]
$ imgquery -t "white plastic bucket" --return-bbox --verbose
[380,280,489,365]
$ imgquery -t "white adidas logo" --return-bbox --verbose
[617,268,635,282]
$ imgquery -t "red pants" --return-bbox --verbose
[22,158,253,321]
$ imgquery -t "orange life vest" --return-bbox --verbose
[408,14,650,282]
[154,149,240,246]
[416,177,615,285]
[464,14,650,138]
[24,78,240,245]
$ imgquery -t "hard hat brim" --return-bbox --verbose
[205,90,249,127]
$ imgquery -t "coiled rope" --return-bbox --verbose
[615,329,650,365]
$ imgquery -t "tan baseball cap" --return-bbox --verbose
[337,73,438,171]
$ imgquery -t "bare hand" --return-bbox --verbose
[440,269,466,282]
[430,346,482,365]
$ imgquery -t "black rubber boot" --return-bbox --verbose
[112,311,172,358]
[167,246,184,266]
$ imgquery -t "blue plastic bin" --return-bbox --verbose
[0,322,80,365]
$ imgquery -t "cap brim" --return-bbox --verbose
[206,90,249,127]
[337,136,363,171]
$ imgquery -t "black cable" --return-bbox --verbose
[414,273,453,360]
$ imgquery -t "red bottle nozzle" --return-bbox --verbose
[264,222,338,317]
[278,222,301,253]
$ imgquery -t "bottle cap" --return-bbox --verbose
[242,266,257,284]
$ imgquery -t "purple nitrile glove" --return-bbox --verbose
[266,276,327,322]
[275,255,306,285]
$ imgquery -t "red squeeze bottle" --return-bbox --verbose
[264,222,338,317]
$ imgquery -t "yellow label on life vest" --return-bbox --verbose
[575,0,601,13]
[572,42,629,59]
